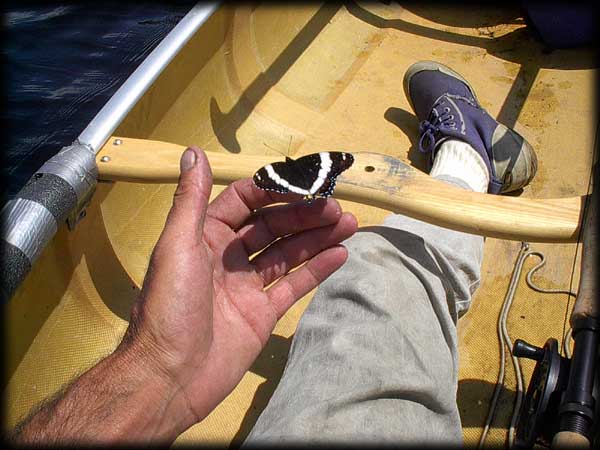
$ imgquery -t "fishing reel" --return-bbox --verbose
[513,338,571,448]
[514,329,600,448]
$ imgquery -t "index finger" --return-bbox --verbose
[207,178,304,230]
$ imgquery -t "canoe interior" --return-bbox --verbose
[4,3,597,446]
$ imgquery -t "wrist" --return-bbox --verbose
[11,339,199,445]
[104,342,199,442]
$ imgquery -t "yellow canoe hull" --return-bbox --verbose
[4,3,596,446]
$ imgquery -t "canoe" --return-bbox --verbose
[3,2,597,446]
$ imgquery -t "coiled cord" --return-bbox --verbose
[478,242,576,448]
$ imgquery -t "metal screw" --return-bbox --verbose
[113,138,123,145]
[100,155,111,162]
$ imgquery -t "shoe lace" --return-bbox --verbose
[418,98,459,154]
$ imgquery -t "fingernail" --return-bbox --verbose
[180,149,197,172]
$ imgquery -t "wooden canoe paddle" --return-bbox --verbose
[96,137,584,243]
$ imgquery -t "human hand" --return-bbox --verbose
[117,146,358,435]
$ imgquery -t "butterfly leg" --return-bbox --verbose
[304,194,315,204]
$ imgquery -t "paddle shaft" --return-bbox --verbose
[97,137,584,243]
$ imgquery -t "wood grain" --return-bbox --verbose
[97,137,584,243]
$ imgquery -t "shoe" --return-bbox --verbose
[403,61,537,194]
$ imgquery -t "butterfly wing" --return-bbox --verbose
[252,152,354,198]
[286,153,323,193]
[253,161,290,194]
[313,152,354,197]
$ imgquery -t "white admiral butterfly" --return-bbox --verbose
[253,152,354,201]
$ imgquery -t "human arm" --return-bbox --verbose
[9,146,358,445]
[8,342,194,444]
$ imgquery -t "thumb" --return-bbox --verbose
[166,146,213,238]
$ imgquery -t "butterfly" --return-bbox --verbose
[252,152,354,202]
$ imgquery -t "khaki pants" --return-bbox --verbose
[244,176,483,445]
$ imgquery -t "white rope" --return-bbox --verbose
[524,255,576,358]
[478,243,576,448]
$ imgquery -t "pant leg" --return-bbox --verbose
[243,176,484,445]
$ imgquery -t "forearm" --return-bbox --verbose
[9,344,196,445]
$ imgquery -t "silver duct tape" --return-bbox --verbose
[37,142,98,201]
[1,198,58,264]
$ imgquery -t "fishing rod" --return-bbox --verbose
[513,124,599,448]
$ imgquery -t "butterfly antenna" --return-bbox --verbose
[262,142,287,159]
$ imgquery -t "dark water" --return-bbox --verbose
[1,1,196,204]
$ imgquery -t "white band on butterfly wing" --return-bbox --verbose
[308,152,332,195]
[264,164,311,195]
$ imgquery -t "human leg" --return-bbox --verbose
[243,179,482,445]
[243,61,537,445]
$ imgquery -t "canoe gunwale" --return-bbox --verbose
[0,2,220,302]
[78,2,221,154]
